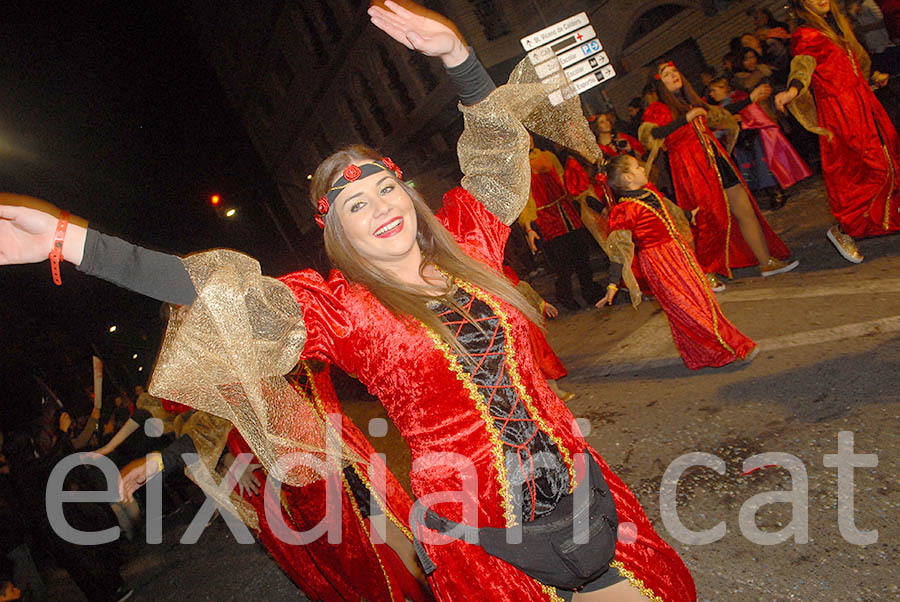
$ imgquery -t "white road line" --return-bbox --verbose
[576,316,900,377]
[717,278,900,302]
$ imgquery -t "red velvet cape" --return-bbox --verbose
[226,363,424,602]
[609,188,756,369]
[792,26,900,237]
[277,188,696,601]
[643,102,790,276]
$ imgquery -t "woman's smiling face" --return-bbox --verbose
[333,168,419,270]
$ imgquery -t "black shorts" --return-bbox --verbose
[556,563,625,600]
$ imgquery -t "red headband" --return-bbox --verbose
[654,61,675,80]
[314,157,403,229]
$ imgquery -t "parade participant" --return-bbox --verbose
[641,60,798,290]
[707,76,811,207]
[774,0,899,263]
[590,113,645,160]
[519,138,602,310]
[0,3,696,600]
[598,156,758,369]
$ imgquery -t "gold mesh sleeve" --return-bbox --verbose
[581,204,642,308]
[663,198,694,247]
[706,106,740,153]
[605,229,641,308]
[176,411,260,531]
[786,55,833,141]
[514,279,545,314]
[457,59,600,224]
[149,249,362,487]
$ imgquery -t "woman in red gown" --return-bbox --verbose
[641,61,797,289]
[775,0,900,263]
[598,156,757,369]
[0,3,695,600]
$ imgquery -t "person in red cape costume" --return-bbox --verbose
[775,0,900,263]
[0,3,696,600]
[641,61,798,289]
[597,155,757,369]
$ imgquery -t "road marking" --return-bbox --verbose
[570,278,900,376]
[716,278,900,302]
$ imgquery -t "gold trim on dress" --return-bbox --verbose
[609,561,665,602]
[693,119,734,279]
[421,327,518,526]
[453,278,578,491]
[341,472,395,601]
[623,190,737,357]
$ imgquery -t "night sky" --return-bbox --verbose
[0,4,314,426]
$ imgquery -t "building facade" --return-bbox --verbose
[186,0,789,233]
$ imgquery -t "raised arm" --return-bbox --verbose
[0,194,196,304]
[369,1,598,225]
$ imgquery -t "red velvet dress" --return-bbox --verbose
[642,102,790,276]
[565,158,651,294]
[791,26,900,238]
[609,188,756,369]
[226,363,424,602]
[279,187,696,601]
[529,149,584,240]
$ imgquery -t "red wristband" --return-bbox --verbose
[48,211,70,286]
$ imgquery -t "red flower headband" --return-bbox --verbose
[654,61,676,80]
[315,157,403,229]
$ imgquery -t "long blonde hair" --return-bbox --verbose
[310,145,542,357]
[793,0,871,78]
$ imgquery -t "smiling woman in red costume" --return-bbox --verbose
[641,61,798,291]
[0,2,695,601]
[775,0,900,263]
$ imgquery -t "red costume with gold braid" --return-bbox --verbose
[226,362,425,602]
[791,26,900,238]
[609,186,756,369]
[279,188,696,601]
[526,148,584,240]
[642,102,790,276]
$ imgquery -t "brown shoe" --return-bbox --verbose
[760,257,799,277]
[826,225,863,263]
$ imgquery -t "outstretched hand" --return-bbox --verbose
[0,194,87,266]
[368,1,468,67]
[595,287,617,308]
[119,454,161,502]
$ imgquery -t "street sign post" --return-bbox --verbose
[520,12,615,106]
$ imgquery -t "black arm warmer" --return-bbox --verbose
[445,48,496,106]
[725,97,753,114]
[607,262,624,287]
[159,434,197,476]
[651,116,687,139]
[788,79,804,94]
[77,229,197,305]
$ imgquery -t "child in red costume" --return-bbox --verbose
[598,155,758,369]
